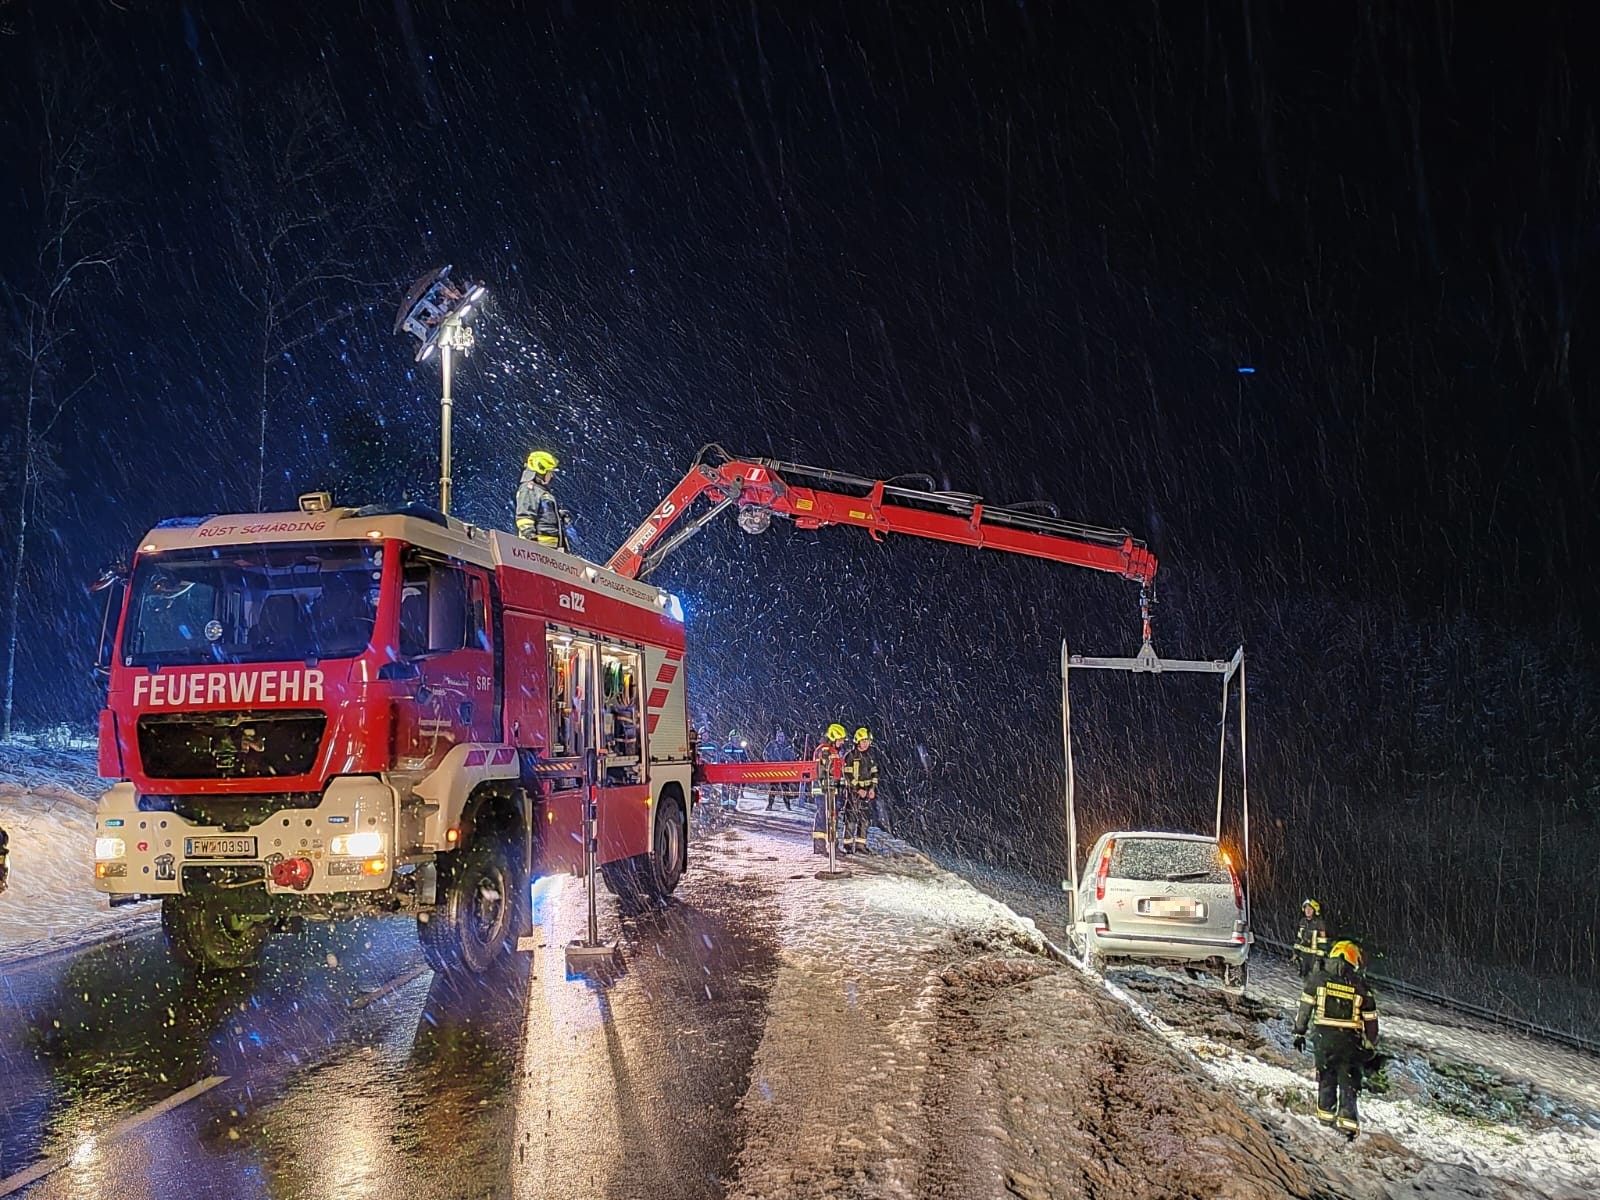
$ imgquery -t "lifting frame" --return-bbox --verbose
[1061,641,1250,933]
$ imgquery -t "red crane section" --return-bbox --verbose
[606,444,1158,588]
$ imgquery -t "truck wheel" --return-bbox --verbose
[162,896,269,972]
[419,831,523,975]
[641,794,686,899]
[599,794,686,906]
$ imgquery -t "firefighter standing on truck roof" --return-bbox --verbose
[811,724,846,856]
[515,450,563,547]
[1293,898,1330,977]
[840,727,880,855]
[1293,940,1379,1138]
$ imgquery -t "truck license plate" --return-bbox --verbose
[185,836,257,859]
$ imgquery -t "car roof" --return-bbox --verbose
[1099,830,1218,844]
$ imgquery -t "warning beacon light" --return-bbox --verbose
[394,264,488,364]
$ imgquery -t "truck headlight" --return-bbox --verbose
[95,837,126,860]
[331,832,383,857]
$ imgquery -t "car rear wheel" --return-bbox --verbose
[1065,927,1086,960]
[1223,961,1248,992]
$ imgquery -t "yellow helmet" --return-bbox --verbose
[825,723,847,743]
[1328,940,1363,970]
[1302,898,1321,915]
[526,449,559,474]
[853,727,871,743]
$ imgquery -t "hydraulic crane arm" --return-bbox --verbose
[606,444,1158,590]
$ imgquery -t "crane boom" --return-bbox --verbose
[606,444,1158,588]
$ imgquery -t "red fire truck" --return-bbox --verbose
[92,448,1156,974]
[93,498,691,972]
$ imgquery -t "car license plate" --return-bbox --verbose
[1140,897,1202,919]
[185,836,257,859]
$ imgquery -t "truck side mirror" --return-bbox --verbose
[89,565,127,682]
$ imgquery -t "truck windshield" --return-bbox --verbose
[121,542,382,667]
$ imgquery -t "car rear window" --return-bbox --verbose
[1110,838,1229,884]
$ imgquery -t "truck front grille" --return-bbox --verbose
[138,791,323,829]
[136,710,326,780]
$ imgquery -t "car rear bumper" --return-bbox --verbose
[1090,928,1250,965]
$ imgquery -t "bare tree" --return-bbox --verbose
[0,56,127,742]
[204,74,401,509]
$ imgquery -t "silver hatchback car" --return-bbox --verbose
[1067,831,1251,987]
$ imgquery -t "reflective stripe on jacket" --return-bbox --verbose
[842,747,879,790]
[1294,917,1330,959]
[1294,958,1378,1044]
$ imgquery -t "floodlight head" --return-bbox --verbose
[395,264,489,362]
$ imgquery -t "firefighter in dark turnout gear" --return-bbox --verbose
[1293,940,1379,1137]
[840,727,880,855]
[763,729,796,811]
[811,725,846,855]
[1293,898,1330,977]
[515,450,563,547]
[720,729,750,809]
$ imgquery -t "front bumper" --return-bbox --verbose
[93,776,396,897]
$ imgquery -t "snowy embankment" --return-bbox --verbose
[702,806,1599,1199]
[0,742,157,963]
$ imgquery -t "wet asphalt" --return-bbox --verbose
[0,817,782,1200]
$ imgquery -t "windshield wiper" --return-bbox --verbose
[1166,870,1210,882]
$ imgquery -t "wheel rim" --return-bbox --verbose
[464,859,508,952]
[656,806,682,879]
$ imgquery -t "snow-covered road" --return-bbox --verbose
[1,769,1595,1198]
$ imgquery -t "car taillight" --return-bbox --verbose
[1223,850,1244,911]
[1095,838,1115,901]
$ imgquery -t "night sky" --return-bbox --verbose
[2,3,1596,990]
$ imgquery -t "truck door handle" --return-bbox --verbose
[459,701,473,725]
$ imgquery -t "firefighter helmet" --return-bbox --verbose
[1328,940,1363,970]
[1302,898,1322,915]
[853,727,871,743]
[825,723,847,743]
[526,449,559,474]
